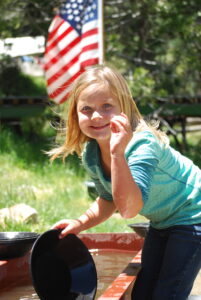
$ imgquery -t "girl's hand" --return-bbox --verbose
[110,113,133,156]
[51,219,83,239]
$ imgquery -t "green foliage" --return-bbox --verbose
[0,127,147,233]
[0,0,61,38]
[105,0,201,99]
[170,132,201,169]
[0,55,47,96]
[0,127,200,234]
[0,126,88,232]
[0,0,201,100]
[128,67,156,98]
[0,0,200,234]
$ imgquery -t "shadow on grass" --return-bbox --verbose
[184,143,201,168]
[1,125,200,173]
[0,125,85,176]
[171,135,201,169]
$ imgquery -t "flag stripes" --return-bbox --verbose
[44,0,102,104]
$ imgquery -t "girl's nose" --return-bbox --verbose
[91,110,102,120]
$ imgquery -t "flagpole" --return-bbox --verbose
[98,0,104,64]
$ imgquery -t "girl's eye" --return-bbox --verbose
[102,103,112,110]
[81,106,92,112]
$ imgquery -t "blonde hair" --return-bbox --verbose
[50,65,168,160]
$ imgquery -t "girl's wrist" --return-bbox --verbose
[74,218,85,231]
[77,214,92,231]
[111,152,126,159]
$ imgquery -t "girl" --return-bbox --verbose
[50,65,201,300]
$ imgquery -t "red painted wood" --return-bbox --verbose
[0,233,143,298]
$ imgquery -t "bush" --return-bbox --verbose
[0,55,46,96]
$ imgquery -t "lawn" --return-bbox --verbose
[0,125,146,234]
[0,123,200,235]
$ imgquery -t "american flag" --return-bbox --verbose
[44,0,103,104]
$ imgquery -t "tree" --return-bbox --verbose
[104,0,201,98]
[0,0,61,38]
[0,0,201,99]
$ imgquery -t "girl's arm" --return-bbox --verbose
[111,154,143,218]
[110,114,143,219]
[52,197,116,238]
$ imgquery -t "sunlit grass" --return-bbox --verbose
[1,125,201,235]
[0,127,146,234]
[1,126,200,234]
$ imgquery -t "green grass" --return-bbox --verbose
[0,126,146,234]
[1,125,200,235]
[170,131,201,168]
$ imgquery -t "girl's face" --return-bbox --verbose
[77,85,121,142]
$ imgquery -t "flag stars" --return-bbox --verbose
[76,24,81,30]
[60,0,97,35]
[65,3,71,9]
[75,16,81,22]
[73,10,79,15]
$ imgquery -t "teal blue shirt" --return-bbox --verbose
[82,131,201,229]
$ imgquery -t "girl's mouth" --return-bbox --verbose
[90,124,110,130]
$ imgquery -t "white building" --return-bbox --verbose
[0,36,45,57]
[0,36,45,76]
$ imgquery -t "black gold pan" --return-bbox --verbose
[30,229,97,300]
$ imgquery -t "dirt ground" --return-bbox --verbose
[191,269,201,295]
